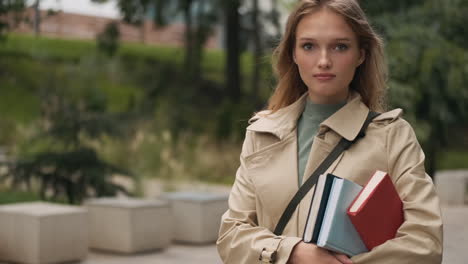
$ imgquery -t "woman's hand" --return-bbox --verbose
[287,242,353,264]
[332,252,353,264]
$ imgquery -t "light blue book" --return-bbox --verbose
[317,177,368,256]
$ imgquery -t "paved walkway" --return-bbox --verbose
[82,244,221,264]
[441,206,468,264]
[76,206,466,264]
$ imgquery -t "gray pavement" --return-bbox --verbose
[441,206,468,264]
[82,244,222,264]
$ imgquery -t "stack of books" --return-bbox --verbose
[303,170,404,257]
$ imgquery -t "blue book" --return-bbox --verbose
[317,177,368,256]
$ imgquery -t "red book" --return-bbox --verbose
[347,170,404,250]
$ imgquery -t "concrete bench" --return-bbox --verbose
[435,170,468,205]
[0,201,88,264]
[85,197,172,254]
[161,192,229,244]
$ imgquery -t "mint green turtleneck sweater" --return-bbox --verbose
[297,98,346,186]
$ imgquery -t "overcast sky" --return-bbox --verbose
[36,0,120,18]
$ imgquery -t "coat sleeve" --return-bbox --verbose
[216,131,302,263]
[352,119,443,264]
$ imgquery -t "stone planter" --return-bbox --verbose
[0,202,88,264]
[162,192,229,244]
[85,197,172,253]
[435,170,468,205]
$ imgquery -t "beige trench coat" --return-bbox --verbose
[217,92,443,264]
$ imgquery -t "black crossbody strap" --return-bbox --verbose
[273,111,380,236]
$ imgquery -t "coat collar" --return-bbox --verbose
[247,91,370,141]
[247,93,308,140]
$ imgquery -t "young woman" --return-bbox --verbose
[217,0,443,263]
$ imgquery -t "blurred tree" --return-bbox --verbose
[0,85,133,204]
[152,0,169,26]
[91,0,248,107]
[30,0,60,37]
[117,0,151,43]
[33,0,40,36]
[224,0,242,103]
[179,0,194,77]
[270,0,281,40]
[92,0,152,43]
[245,0,285,108]
[361,0,468,176]
[241,0,285,109]
[92,0,217,83]
[97,21,120,57]
[0,0,26,40]
[249,0,262,107]
[191,1,218,80]
[428,0,468,50]
[360,0,425,17]
[177,0,219,81]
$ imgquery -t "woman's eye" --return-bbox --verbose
[335,43,349,51]
[302,43,314,50]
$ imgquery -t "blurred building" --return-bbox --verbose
[13,0,292,50]
[14,7,219,49]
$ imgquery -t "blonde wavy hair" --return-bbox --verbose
[267,0,387,113]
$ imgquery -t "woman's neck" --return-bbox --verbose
[307,89,349,105]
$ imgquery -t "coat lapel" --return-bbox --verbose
[246,93,308,140]
[245,94,308,232]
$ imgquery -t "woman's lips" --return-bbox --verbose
[314,73,336,81]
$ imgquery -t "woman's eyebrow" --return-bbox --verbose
[334,38,352,42]
[297,37,352,42]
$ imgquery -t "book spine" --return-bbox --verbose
[311,174,337,243]
[317,179,343,247]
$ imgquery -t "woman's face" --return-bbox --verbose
[293,8,364,104]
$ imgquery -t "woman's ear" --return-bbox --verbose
[357,49,365,67]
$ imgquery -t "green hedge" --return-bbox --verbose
[438,150,468,170]
[0,34,239,79]
[0,189,41,204]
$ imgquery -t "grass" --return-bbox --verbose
[438,150,468,170]
[0,33,264,91]
[0,187,72,205]
[0,34,95,61]
[0,33,247,80]
[0,80,40,123]
[0,189,42,205]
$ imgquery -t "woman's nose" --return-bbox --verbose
[318,50,332,69]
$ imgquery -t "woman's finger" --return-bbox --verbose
[333,253,353,264]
